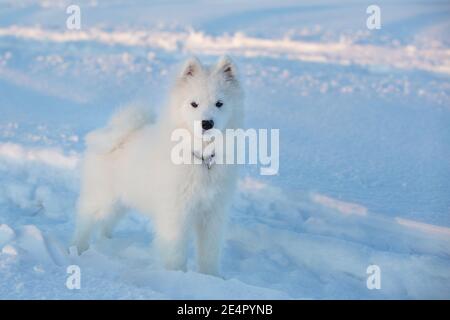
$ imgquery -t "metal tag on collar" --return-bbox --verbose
[205,153,215,170]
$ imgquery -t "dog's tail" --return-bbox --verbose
[85,104,153,154]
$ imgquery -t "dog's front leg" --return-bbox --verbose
[154,213,189,272]
[195,211,225,276]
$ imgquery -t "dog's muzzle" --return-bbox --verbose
[193,151,215,170]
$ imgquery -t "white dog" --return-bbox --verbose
[73,56,244,276]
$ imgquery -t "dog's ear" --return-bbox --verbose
[179,56,202,80]
[216,55,237,82]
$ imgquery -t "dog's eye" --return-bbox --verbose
[215,100,223,108]
[190,102,198,108]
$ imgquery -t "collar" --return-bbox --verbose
[192,151,215,170]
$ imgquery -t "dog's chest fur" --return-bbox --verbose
[176,162,235,214]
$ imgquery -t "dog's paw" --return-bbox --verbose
[68,243,89,256]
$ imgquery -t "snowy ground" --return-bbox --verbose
[0,0,449,299]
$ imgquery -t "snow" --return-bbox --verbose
[0,0,449,299]
[0,142,79,169]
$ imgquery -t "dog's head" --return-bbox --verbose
[170,56,244,138]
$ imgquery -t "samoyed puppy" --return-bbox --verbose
[73,56,244,276]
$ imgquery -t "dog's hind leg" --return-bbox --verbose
[100,204,125,239]
[72,199,116,254]
[72,207,96,254]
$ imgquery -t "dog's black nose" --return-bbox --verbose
[202,120,214,130]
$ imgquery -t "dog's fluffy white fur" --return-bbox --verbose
[73,56,244,276]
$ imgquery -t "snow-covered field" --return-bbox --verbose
[0,0,449,299]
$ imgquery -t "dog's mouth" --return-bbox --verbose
[192,151,215,170]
